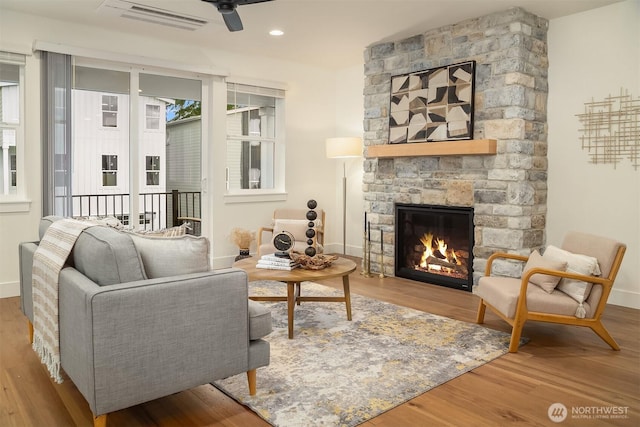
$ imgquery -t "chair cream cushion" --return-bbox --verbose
[474,276,593,319]
[523,250,567,293]
[543,245,601,303]
[130,234,210,279]
[273,219,310,242]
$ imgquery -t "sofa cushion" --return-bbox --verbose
[543,245,601,303]
[73,226,147,286]
[130,234,210,279]
[248,299,272,340]
[523,250,567,293]
[273,219,311,242]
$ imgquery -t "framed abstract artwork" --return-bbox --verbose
[389,60,475,144]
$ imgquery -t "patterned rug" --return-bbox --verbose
[213,280,516,427]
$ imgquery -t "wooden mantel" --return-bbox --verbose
[366,139,497,158]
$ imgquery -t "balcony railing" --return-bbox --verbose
[56,190,202,235]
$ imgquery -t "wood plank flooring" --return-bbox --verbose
[1,256,638,426]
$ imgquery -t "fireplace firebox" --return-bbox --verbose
[395,204,474,291]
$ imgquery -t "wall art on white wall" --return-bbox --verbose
[576,89,640,170]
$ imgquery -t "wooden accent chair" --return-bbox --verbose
[474,231,626,353]
[257,208,325,257]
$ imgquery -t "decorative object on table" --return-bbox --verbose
[389,60,475,144]
[326,137,363,254]
[272,230,295,258]
[229,227,255,261]
[305,199,318,257]
[290,251,338,270]
[256,253,299,271]
[214,280,521,427]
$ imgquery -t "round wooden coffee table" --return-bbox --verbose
[233,257,357,338]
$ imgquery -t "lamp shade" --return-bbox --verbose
[325,137,362,158]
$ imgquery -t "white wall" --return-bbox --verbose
[4,2,637,309]
[547,0,640,308]
[0,9,354,296]
[327,64,365,255]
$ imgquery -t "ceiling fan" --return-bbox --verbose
[201,0,274,32]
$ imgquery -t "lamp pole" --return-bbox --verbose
[342,162,347,254]
[325,137,363,256]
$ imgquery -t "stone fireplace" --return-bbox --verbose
[362,8,549,285]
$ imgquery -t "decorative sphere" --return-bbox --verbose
[307,200,317,209]
[306,229,316,238]
[305,247,317,257]
[306,210,317,221]
[307,239,314,245]
[308,221,315,228]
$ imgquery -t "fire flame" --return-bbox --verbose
[419,232,459,268]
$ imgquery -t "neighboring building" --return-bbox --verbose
[71,89,168,229]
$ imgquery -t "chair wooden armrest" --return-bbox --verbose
[256,226,274,248]
[519,268,612,302]
[485,252,529,275]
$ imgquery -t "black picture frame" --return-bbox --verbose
[389,60,476,144]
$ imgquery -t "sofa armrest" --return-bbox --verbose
[19,241,38,322]
[59,267,251,416]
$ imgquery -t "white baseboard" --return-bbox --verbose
[608,288,640,310]
[0,281,20,299]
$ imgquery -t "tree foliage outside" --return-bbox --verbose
[167,99,201,122]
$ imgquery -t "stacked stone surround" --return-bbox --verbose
[362,7,549,282]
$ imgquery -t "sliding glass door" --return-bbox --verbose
[44,53,203,233]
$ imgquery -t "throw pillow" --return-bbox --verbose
[543,245,601,304]
[131,223,189,237]
[273,219,313,243]
[130,234,210,279]
[523,250,568,293]
[73,226,147,286]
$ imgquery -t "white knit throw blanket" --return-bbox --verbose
[32,219,94,383]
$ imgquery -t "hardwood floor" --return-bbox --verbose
[2,257,638,426]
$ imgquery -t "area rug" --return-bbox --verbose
[213,280,516,427]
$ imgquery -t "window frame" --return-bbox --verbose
[0,51,29,212]
[101,94,118,128]
[145,155,160,186]
[145,103,161,130]
[224,82,286,201]
[101,154,118,187]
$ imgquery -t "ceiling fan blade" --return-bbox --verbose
[237,0,274,4]
[222,9,243,32]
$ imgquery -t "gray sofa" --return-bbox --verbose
[19,216,271,427]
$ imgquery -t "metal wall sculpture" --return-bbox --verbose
[576,89,640,169]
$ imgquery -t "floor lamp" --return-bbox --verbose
[326,137,363,254]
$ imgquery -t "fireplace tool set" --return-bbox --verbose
[361,214,385,278]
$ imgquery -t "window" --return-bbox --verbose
[146,155,160,185]
[101,154,118,186]
[226,83,284,193]
[10,153,16,186]
[0,52,24,202]
[102,95,118,127]
[145,104,160,130]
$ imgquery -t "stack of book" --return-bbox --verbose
[256,254,299,270]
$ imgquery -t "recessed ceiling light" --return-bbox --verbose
[269,29,284,36]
